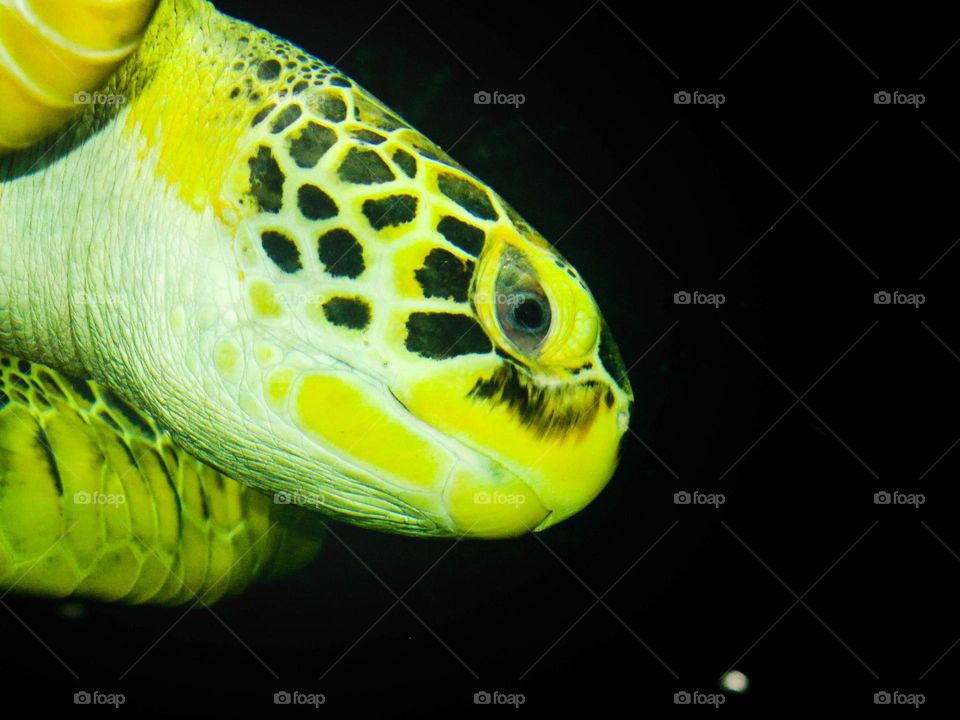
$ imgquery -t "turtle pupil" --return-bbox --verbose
[514,298,543,331]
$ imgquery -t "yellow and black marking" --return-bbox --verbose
[0,355,324,605]
[405,313,493,359]
[468,364,607,439]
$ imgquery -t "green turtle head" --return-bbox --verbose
[2,0,633,538]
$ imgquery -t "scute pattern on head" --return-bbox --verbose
[211,31,512,363]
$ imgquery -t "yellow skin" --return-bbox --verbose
[0,0,633,602]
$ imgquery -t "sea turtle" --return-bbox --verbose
[0,0,633,604]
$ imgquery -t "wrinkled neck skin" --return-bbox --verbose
[0,108,231,379]
[0,0,223,364]
[0,1,268,478]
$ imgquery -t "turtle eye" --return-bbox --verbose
[494,258,552,353]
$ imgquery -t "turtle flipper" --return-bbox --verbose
[0,354,324,605]
[0,0,158,152]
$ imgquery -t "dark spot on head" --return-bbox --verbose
[338,147,395,184]
[0,357,9,366]
[297,184,338,220]
[329,75,351,87]
[17,359,30,375]
[315,91,347,122]
[322,297,371,330]
[362,195,418,230]
[288,121,337,168]
[0,388,8,410]
[270,104,302,133]
[604,389,615,408]
[257,58,282,81]
[437,172,498,221]
[414,249,475,303]
[405,313,493,359]
[248,145,285,213]
[436,216,485,257]
[392,148,417,178]
[251,104,276,127]
[261,231,303,273]
[229,87,241,99]
[232,61,245,71]
[317,228,365,278]
[293,80,309,95]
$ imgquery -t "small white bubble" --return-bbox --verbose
[720,670,749,693]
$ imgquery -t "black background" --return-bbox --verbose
[3,0,959,715]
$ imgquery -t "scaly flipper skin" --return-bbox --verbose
[0,0,159,151]
[0,354,323,604]
[0,0,632,603]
